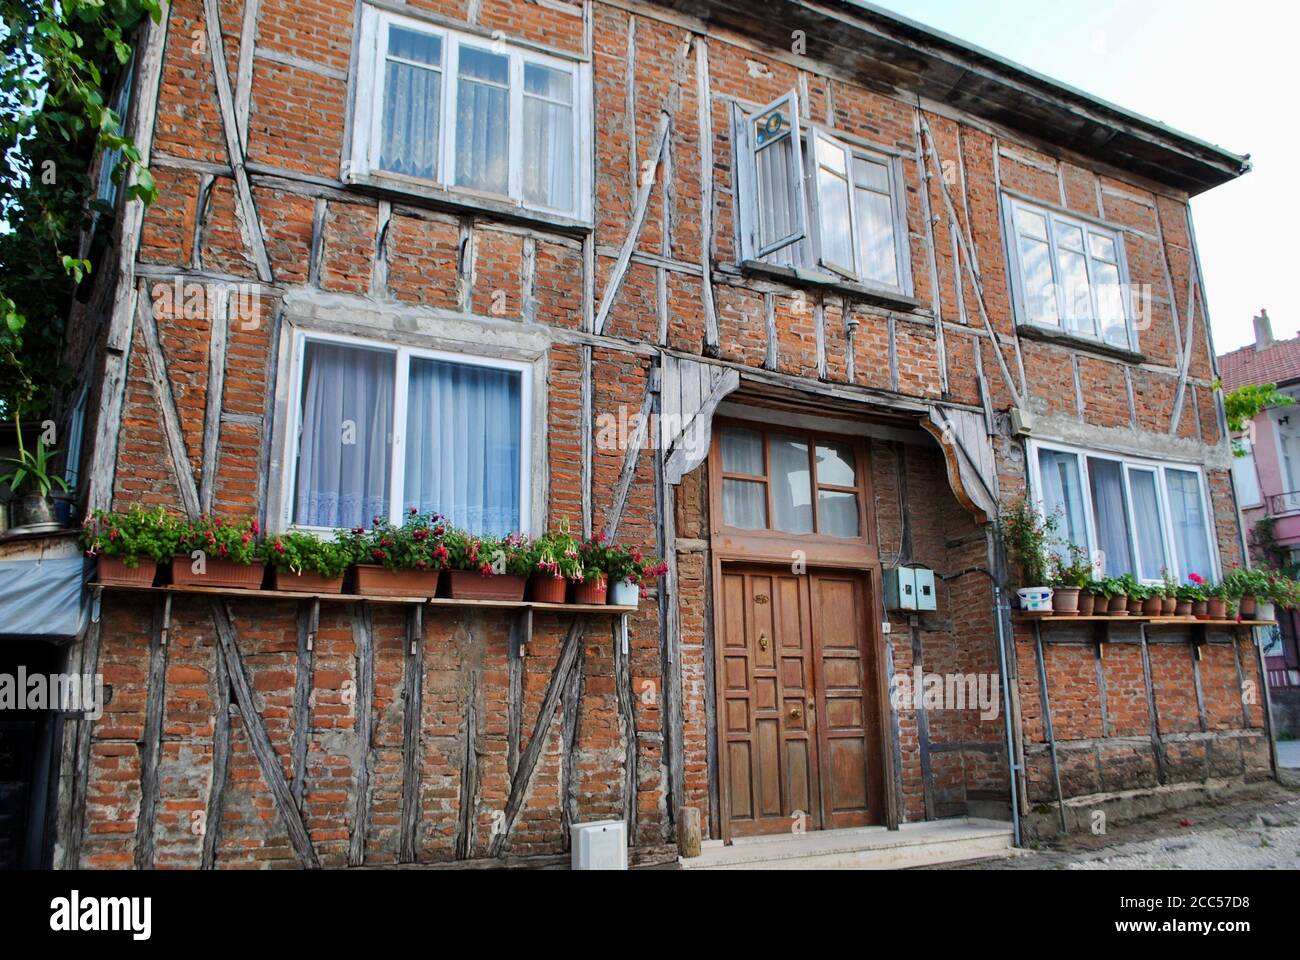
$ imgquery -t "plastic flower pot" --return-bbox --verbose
[1257,601,1276,623]
[271,568,345,594]
[1051,587,1080,615]
[572,576,608,606]
[171,556,264,590]
[354,565,440,598]
[1107,594,1129,616]
[609,579,640,608]
[1077,591,1096,616]
[96,556,158,588]
[529,574,568,604]
[446,571,526,601]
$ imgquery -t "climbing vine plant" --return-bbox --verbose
[0,0,161,418]
[1216,379,1294,457]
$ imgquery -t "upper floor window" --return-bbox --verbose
[1231,446,1262,509]
[283,331,531,536]
[714,421,866,540]
[731,91,912,298]
[1030,441,1216,584]
[1003,196,1133,349]
[349,7,591,221]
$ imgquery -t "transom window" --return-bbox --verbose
[283,331,531,535]
[717,423,864,539]
[350,6,591,220]
[731,90,912,297]
[1031,441,1216,583]
[1003,196,1133,349]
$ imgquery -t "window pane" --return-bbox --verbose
[1088,457,1134,577]
[816,166,854,273]
[756,135,798,252]
[404,358,521,536]
[723,479,767,529]
[815,134,847,174]
[1089,232,1117,262]
[522,65,573,210]
[1092,261,1128,347]
[818,490,859,538]
[854,187,898,287]
[455,46,509,194]
[1053,220,1085,252]
[294,341,395,528]
[1015,207,1048,241]
[1166,468,1213,582]
[1128,468,1168,582]
[1232,450,1262,507]
[853,156,890,192]
[380,29,442,179]
[720,426,764,475]
[770,435,813,534]
[815,441,857,487]
[1056,248,1092,335]
[1038,449,1087,561]
[1017,235,1059,326]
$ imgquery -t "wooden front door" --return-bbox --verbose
[719,565,883,837]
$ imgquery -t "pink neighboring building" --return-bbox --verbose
[1219,310,1300,696]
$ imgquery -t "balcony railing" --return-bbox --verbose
[1268,491,1300,516]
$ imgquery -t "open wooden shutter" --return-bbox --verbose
[732,90,806,262]
[809,126,859,280]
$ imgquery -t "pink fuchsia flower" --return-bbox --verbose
[479,563,493,577]
[371,549,386,562]
[274,542,286,554]
[251,520,260,535]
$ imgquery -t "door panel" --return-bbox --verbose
[720,568,821,836]
[810,572,884,829]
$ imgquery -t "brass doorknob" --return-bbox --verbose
[758,632,769,651]
[789,705,802,719]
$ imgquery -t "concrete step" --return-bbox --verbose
[679,818,1015,870]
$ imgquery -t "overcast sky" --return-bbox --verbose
[875,0,1295,356]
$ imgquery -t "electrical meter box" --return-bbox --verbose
[884,566,937,612]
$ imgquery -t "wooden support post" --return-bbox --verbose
[1093,622,1110,739]
[199,285,228,512]
[134,597,170,869]
[201,643,230,870]
[348,603,374,867]
[695,36,719,355]
[507,608,529,779]
[137,291,202,520]
[455,667,480,860]
[400,605,424,863]
[292,601,315,810]
[1033,621,1068,832]
[560,651,585,848]
[613,616,638,838]
[62,597,102,869]
[1138,624,1168,785]
[911,622,935,822]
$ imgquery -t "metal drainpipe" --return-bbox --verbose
[991,583,1022,847]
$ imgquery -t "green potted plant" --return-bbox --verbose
[81,505,178,587]
[0,420,69,533]
[528,521,582,604]
[1205,579,1228,620]
[1002,500,1057,615]
[346,511,447,598]
[604,544,669,609]
[1266,573,1299,620]
[264,530,353,593]
[1116,574,1146,616]
[1186,573,1211,619]
[1049,545,1091,615]
[1174,581,1201,618]
[573,532,614,605]
[1157,571,1178,616]
[171,514,264,589]
[442,529,531,601]
[1083,578,1109,617]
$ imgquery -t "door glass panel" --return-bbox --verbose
[818,490,859,538]
[770,435,813,534]
[723,479,767,530]
[815,442,857,487]
[720,426,764,476]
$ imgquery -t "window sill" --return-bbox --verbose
[1015,323,1145,365]
[732,260,925,313]
[344,170,593,235]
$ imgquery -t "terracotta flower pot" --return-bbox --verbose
[446,570,526,601]
[1192,600,1209,619]
[171,556,264,590]
[354,565,441,598]
[1161,597,1177,616]
[1207,598,1227,620]
[271,568,345,594]
[1052,587,1081,615]
[1174,601,1192,617]
[529,574,569,604]
[1077,591,1096,616]
[1239,596,1257,618]
[96,555,158,587]
[572,576,608,606]
[1108,594,1129,616]
[1142,597,1163,616]
[1127,598,1144,617]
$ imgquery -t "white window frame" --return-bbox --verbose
[1027,439,1219,584]
[1002,195,1136,350]
[348,5,592,222]
[1231,442,1263,509]
[279,328,533,535]
[731,90,913,298]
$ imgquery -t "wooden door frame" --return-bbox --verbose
[704,418,897,841]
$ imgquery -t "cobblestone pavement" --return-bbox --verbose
[948,783,1300,870]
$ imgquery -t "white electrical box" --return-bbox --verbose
[914,568,937,612]
[571,819,627,870]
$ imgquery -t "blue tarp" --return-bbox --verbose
[0,557,88,641]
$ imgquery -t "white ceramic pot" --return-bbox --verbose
[1017,586,1054,614]
[1256,601,1276,623]
[609,579,640,608]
